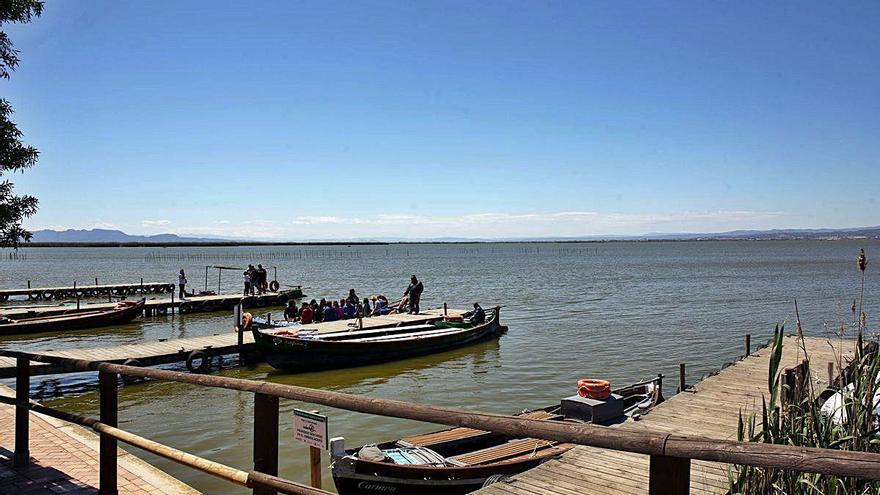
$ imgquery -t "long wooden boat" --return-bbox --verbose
[0,299,145,335]
[252,307,507,372]
[330,378,664,495]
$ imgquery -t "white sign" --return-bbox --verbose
[293,409,328,450]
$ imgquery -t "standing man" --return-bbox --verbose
[404,275,424,314]
[177,269,187,299]
[256,264,268,294]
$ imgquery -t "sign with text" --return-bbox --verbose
[293,409,328,450]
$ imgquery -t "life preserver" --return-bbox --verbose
[240,312,253,331]
[186,351,210,373]
[121,359,145,384]
[577,379,611,400]
[268,280,280,292]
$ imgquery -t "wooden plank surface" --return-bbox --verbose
[473,335,855,495]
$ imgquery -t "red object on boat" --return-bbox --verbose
[577,379,611,400]
[444,315,464,323]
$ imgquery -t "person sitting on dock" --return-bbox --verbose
[334,300,345,320]
[284,300,298,322]
[404,275,424,314]
[343,299,357,319]
[314,299,325,323]
[177,269,187,299]
[299,302,313,324]
[323,301,339,322]
[360,297,371,317]
[372,295,391,316]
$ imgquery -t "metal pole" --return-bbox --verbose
[253,393,279,495]
[13,357,30,467]
[99,370,118,495]
[171,290,175,316]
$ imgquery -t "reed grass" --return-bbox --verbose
[729,249,879,495]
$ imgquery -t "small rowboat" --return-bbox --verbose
[252,307,508,372]
[331,378,664,495]
[0,299,145,335]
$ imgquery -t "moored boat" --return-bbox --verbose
[330,377,664,495]
[0,299,145,335]
[252,307,507,372]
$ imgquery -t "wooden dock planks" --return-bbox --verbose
[0,308,464,378]
[473,335,855,495]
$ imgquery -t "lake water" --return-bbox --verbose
[0,241,877,493]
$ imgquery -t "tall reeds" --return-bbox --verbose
[729,249,879,495]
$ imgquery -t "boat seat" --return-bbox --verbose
[399,410,557,449]
[447,438,557,466]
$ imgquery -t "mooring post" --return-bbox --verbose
[649,455,690,495]
[13,357,30,467]
[744,334,751,357]
[235,304,244,361]
[679,363,686,393]
[95,277,99,286]
[443,302,448,316]
[253,393,279,495]
[171,290,175,316]
[99,370,118,495]
[205,266,209,293]
[828,362,835,386]
[27,280,30,289]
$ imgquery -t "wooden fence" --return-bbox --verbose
[1,349,879,495]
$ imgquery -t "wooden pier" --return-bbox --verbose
[0,308,464,378]
[0,385,198,494]
[0,289,303,320]
[0,282,175,302]
[474,335,855,495]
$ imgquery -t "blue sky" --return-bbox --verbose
[4,1,879,239]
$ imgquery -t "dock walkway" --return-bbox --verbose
[0,385,198,494]
[476,335,852,495]
[0,283,174,302]
[0,309,463,378]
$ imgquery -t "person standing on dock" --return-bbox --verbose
[177,269,187,299]
[243,270,252,296]
[256,264,268,294]
[404,275,424,314]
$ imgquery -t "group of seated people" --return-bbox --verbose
[283,289,402,324]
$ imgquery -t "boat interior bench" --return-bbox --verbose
[398,410,557,452]
[447,438,558,466]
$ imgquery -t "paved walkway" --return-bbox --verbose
[0,385,198,494]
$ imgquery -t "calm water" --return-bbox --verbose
[0,241,877,493]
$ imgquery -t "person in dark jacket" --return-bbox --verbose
[468,303,486,325]
[403,275,424,314]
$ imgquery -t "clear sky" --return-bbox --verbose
[4,1,879,239]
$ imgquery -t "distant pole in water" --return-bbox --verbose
[204,266,209,293]
[443,302,448,316]
[95,277,98,286]
[26,280,30,289]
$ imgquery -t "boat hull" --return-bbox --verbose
[0,300,145,335]
[254,310,507,372]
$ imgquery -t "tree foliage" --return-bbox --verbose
[0,0,43,248]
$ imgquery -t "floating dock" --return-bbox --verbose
[0,289,303,319]
[0,384,199,494]
[475,335,853,495]
[0,308,464,378]
[0,282,175,302]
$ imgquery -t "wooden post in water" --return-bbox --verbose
[443,302,447,316]
[253,393,279,495]
[745,334,751,357]
[13,357,30,467]
[27,280,30,289]
[205,266,209,293]
[99,370,118,495]
[649,455,690,495]
[218,269,222,295]
[95,277,99,286]
[679,363,686,393]
[171,290,175,316]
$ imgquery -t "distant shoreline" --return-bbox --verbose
[9,237,879,248]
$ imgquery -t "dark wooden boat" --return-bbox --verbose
[0,299,145,335]
[252,307,507,372]
[330,378,663,495]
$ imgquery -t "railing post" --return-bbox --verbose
[253,393,279,495]
[13,357,30,467]
[649,455,690,494]
[744,334,751,357]
[310,446,322,489]
[99,370,118,495]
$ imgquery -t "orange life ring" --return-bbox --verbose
[577,379,611,400]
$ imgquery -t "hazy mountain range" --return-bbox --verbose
[24,226,880,244]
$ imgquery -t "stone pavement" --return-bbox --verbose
[0,385,198,494]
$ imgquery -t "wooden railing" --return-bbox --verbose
[2,348,880,495]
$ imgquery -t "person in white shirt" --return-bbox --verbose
[177,269,187,299]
